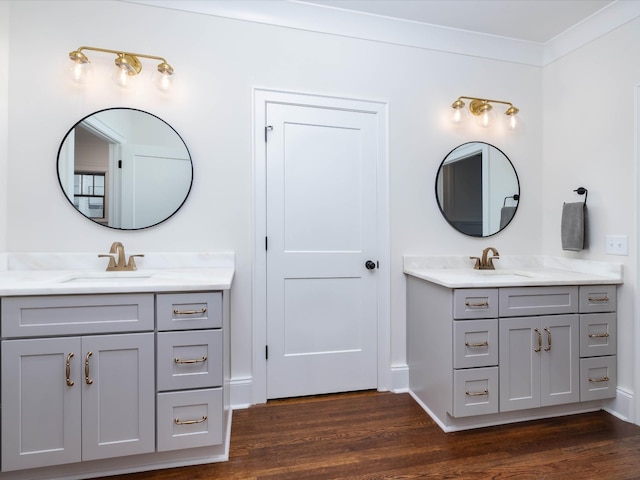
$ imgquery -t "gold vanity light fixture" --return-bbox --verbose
[68,46,175,91]
[451,96,520,130]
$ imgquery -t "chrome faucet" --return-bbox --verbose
[99,242,144,271]
[470,247,500,270]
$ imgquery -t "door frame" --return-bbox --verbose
[252,88,390,404]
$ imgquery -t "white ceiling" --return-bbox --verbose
[297,0,614,43]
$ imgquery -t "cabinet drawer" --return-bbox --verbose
[451,367,499,418]
[580,313,616,358]
[453,319,498,368]
[580,356,616,401]
[157,388,223,452]
[499,286,578,317]
[453,289,498,319]
[1,294,154,338]
[579,285,616,313]
[157,292,222,331]
[157,330,223,391]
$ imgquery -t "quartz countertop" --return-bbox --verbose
[0,252,234,296]
[403,255,622,288]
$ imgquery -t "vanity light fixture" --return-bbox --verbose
[68,46,175,91]
[451,96,519,130]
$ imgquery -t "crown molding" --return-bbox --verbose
[123,0,640,67]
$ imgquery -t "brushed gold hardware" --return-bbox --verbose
[465,389,488,396]
[174,356,207,364]
[588,332,610,338]
[99,241,144,271]
[66,352,75,386]
[451,96,520,130]
[465,301,489,308]
[544,327,552,351]
[588,296,609,302]
[465,341,489,347]
[174,415,207,425]
[85,351,93,385]
[534,328,542,352]
[173,307,207,315]
[588,376,610,383]
[470,247,500,270]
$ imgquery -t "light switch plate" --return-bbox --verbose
[605,235,628,255]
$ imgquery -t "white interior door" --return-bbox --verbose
[265,102,379,399]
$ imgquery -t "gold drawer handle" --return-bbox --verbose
[465,301,489,308]
[589,376,610,383]
[174,356,207,364]
[588,296,609,302]
[65,352,75,387]
[544,327,552,352]
[465,389,488,397]
[85,351,93,385]
[534,328,542,353]
[173,307,207,315]
[588,332,610,338]
[465,341,488,347]
[174,415,208,425]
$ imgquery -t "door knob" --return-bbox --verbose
[365,260,377,270]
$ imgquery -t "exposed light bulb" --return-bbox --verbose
[153,71,174,92]
[506,113,518,131]
[476,108,495,128]
[69,61,92,85]
[112,66,131,88]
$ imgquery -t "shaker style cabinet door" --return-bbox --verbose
[82,333,155,461]
[1,337,82,472]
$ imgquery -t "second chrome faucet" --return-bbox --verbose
[99,242,144,271]
[470,247,500,270]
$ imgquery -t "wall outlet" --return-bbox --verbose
[605,235,628,255]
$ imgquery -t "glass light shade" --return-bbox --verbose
[111,65,133,88]
[152,71,174,92]
[476,108,495,128]
[69,61,92,85]
[506,113,518,131]
[450,106,467,125]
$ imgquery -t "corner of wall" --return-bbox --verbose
[0,1,8,252]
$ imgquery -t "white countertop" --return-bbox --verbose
[403,255,622,288]
[0,252,235,296]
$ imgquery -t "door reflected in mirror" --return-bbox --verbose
[57,108,193,230]
[435,142,519,237]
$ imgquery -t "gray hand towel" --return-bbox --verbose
[500,206,517,229]
[561,202,586,251]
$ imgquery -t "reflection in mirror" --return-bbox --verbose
[435,142,519,237]
[57,108,193,230]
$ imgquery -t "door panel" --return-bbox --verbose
[541,315,579,406]
[266,103,378,399]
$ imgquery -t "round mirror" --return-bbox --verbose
[57,108,193,230]
[435,142,520,237]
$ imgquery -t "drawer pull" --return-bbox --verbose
[85,351,93,385]
[65,352,75,387]
[588,332,610,338]
[173,307,207,315]
[464,301,489,308]
[534,328,542,353]
[465,389,488,397]
[544,327,552,351]
[588,376,610,383]
[174,415,208,425]
[588,296,609,302]
[174,356,208,364]
[465,341,489,348]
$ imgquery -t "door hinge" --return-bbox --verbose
[265,237,268,251]
[118,160,122,169]
[265,345,269,360]
[265,125,273,142]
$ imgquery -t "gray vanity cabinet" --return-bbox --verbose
[1,295,155,472]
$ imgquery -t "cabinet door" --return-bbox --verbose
[1,337,82,472]
[540,315,579,406]
[81,333,155,461]
[499,317,540,412]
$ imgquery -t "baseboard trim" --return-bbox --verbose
[390,364,409,393]
[230,376,253,410]
[604,387,634,423]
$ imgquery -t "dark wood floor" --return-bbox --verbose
[100,391,640,479]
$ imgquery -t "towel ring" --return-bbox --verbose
[574,187,588,205]
[503,193,520,207]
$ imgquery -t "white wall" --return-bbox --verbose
[0,1,8,253]
[5,1,543,394]
[543,17,640,416]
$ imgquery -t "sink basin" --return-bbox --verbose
[473,270,536,278]
[62,272,153,283]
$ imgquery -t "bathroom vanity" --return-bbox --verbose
[404,255,621,432]
[0,252,234,480]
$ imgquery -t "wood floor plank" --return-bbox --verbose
[98,391,640,480]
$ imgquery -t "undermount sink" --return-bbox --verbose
[473,270,537,278]
[62,271,153,283]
